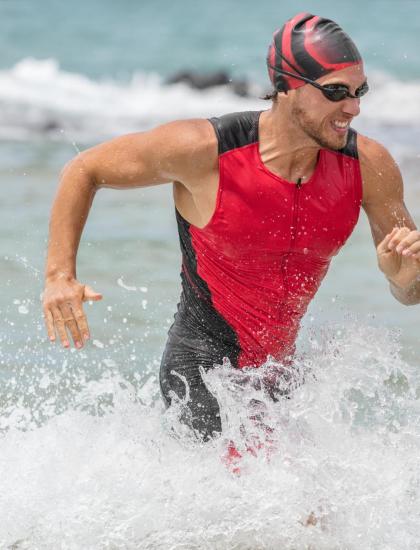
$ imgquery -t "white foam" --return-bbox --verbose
[0,58,263,142]
[2,58,420,148]
[1,321,420,548]
[362,70,420,124]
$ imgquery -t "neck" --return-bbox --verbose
[259,101,321,183]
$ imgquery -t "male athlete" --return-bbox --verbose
[43,13,420,442]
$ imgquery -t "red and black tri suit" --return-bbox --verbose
[160,110,362,440]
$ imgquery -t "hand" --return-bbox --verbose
[42,276,103,349]
[377,227,420,288]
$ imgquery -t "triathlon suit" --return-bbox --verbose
[160,110,362,440]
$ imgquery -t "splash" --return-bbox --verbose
[1,319,420,549]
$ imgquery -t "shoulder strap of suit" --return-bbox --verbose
[338,127,358,159]
[208,111,261,155]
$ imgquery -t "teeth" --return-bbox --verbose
[333,120,349,129]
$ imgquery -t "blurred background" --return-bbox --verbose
[1,2,420,548]
[1,0,418,371]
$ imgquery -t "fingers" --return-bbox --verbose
[45,302,90,349]
[401,240,420,259]
[377,227,399,255]
[387,226,410,250]
[44,308,56,342]
[43,281,101,349]
[388,228,420,259]
[71,304,91,343]
[83,285,103,302]
[60,303,83,349]
[51,306,70,348]
[378,227,420,259]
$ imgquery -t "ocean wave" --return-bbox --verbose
[0,58,262,143]
[1,58,420,148]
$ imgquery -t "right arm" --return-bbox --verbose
[43,119,217,349]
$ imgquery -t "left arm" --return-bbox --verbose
[359,134,420,306]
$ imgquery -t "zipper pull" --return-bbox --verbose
[296,177,302,188]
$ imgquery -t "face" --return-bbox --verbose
[290,64,367,150]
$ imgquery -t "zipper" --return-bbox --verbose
[290,177,302,250]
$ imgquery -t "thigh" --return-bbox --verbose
[159,332,223,441]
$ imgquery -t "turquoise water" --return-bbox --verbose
[2,0,420,80]
[1,2,420,548]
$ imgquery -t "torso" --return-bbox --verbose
[169,110,363,368]
[174,109,371,228]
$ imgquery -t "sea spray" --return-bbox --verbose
[1,321,420,548]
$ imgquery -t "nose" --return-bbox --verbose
[342,97,360,117]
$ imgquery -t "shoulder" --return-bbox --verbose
[150,117,217,159]
[357,133,401,181]
[209,110,261,154]
[143,111,261,161]
[357,134,398,170]
[356,133,403,205]
[144,118,218,184]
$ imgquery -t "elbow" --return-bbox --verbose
[61,153,100,193]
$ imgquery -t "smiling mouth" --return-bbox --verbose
[331,120,350,133]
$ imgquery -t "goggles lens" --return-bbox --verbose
[321,82,369,102]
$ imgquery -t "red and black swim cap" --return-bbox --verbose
[267,13,363,92]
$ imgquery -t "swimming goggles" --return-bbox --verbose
[268,64,369,102]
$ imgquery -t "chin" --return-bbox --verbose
[315,131,347,151]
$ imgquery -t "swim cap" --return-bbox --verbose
[267,13,362,92]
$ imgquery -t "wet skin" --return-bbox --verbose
[43,66,419,350]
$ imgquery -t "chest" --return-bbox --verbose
[205,145,362,259]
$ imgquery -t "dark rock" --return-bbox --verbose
[43,120,60,132]
[231,79,250,97]
[165,70,251,97]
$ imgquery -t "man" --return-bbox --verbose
[43,13,420,443]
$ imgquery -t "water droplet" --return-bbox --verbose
[117,277,137,291]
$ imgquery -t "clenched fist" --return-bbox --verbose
[377,227,420,289]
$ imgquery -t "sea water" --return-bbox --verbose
[1,1,419,548]
[1,321,420,549]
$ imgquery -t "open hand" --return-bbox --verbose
[42,277,102,349]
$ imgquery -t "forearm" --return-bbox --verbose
[45,155,97,281]
[388,277,420,306]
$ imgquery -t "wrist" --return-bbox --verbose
[386,276,405,290]
[45,268,76,283]
[388,275,420,306]
[386,269,419,291]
